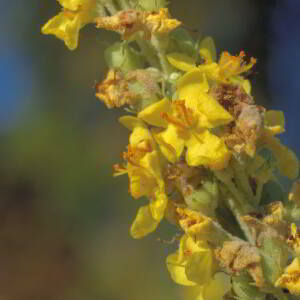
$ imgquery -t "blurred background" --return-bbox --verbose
[0,0,299,299]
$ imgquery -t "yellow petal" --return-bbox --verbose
[195,92,233,126]
[149,191,168,221]
[243,79,251,94]
[166,235,197,286]
[166,253,196,286]
[58,0,82,10]
[128,166,157,199]
[219,51,256,79]
[263,134,299,179]
[154,125,185,163]
[140,151,162,177]
[130,205,160,239]
[167,53,197,72]
[199,36,217,63]
[185,130,231,169]
[198,273,231,300]
[138,98,171,128]
[119,116,153,146]
[177,70,209,100]
[177,72,233,126]
[42,12,80,50]
[119,116,145,130]
[131,128,153,147]
[275,258,300,295]
[185,250,215,285]
[196,63,220,81]
[264,110,285,135]
[230,76,252,94]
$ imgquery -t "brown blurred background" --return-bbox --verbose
[0,0,299,299]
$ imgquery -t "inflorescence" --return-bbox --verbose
[42,1,300,299]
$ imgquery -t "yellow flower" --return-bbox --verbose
[275,257,300,295]
[167,37,255,92]
[166,234,217,286]
[42,0,97,50]
[166,234,230,300]
[138,98,231,169]
[218,51,256,80]
[175,207,228,244]
[114,116,167,238]
[176,70,233,126]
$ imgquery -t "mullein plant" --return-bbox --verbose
[42,1,300,299]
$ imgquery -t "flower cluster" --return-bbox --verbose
[43,1,299,299]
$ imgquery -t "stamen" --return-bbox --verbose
[160,112,186,129]
[174,101,194,127]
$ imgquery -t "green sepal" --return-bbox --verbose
[232,273,265,300]
[260,238,289,285]
[104,42,145,72]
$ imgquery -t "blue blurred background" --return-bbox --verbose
[0,1,299,299]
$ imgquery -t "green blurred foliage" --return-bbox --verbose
[0,0,274,299]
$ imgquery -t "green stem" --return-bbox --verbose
[150,35,174,76]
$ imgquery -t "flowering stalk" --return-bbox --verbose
[42,1,300,299]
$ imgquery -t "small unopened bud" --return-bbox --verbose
[184,180,219,217]
[105,42,145,72]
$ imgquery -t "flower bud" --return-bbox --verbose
[184,180,219,217]
[105,42,145,72]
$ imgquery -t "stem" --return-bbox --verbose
[150,35,174,76]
